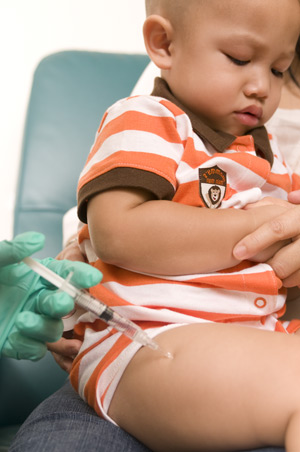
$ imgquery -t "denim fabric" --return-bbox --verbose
[8,381,285,452]
[8,381,150,452]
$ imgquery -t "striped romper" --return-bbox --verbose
[70,77,300,423]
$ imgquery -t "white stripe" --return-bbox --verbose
[80,130,183,179]
[104,95,177,124]
[102,280,285,316]
[77,328,118,401]
[80,238,98,262]
[174,113,195,142]
[176,155,267,189]
[271,158,292,175]
[261,182,289,199]
[221,187,262,208]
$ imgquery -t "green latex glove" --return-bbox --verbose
[0,231,102,361]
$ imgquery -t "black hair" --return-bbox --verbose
[288,35,300,88]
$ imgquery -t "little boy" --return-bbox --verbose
[71,0,300,450]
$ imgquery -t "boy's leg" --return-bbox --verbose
[109,323,300,452]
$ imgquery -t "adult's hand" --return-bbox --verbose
[0,232,102,360]
[288,189,300,204]
[233,204,300,287]
[47,332,82,373]
[50,235,86,372]
[56,235,86,262]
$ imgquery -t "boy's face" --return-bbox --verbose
[164,0,300,136]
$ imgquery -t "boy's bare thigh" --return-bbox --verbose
[108,323,300,452]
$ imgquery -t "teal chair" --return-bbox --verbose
[0,50,149,450]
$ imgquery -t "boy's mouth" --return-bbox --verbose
[234,106,263,127]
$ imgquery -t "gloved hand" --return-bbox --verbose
[0,231,102,360]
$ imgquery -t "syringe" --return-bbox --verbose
[23,257,172,359]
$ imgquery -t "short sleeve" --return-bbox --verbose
[77,96,185,223]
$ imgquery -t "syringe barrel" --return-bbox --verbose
[74,290,160,351]
[76,292,142,338]
[107,311,142,338]
[74,290,109,318]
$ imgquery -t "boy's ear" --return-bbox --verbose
[143,15,173,70]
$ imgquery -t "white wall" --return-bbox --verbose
[0,0,146,240]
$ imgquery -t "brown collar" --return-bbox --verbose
[151,77,273,166]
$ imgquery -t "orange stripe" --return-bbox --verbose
[266,171,291,192]
[197,270,280,294]
[78,150,178,192]
[218,260,255,273]
[78,224,90,244]
[292,172,300,191]
[230,135,255,149]
[172,180,237,206]
[172,181,205,206]
[275,321,288,333]
[93,259,269,288]
[223,152,271,179]
[90,258,279,296]
[181,138,210,167]
[89,282,133,308]
[140,306,269,323]
[84,320,169,416]
[73,318,108,337]
[286,319,300,334]
[160,99,185,117]
[83,105,182,170]
[69,328,113,392]
[179,149,274,184]
[83,334,131,415]
[100,381,113,411]
[92,110,181,156]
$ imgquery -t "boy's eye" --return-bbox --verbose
[226,54,250,66]
[271,68,284,78]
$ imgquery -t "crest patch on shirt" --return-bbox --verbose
[199,166,227,208]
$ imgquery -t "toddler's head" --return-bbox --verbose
[144,0,300,136]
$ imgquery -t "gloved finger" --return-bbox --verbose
[0,232,45,266]
[2,332,47,361]
[15,311,64,343]
[45,259,102,288]
[36,291,75,318]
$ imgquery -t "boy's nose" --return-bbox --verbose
[243,70,270,100]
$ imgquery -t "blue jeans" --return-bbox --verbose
[8,381,285,452]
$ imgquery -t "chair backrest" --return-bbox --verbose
[14,50,150,258]
[0,51,149,427]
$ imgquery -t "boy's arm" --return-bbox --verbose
[87,188,289,276]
